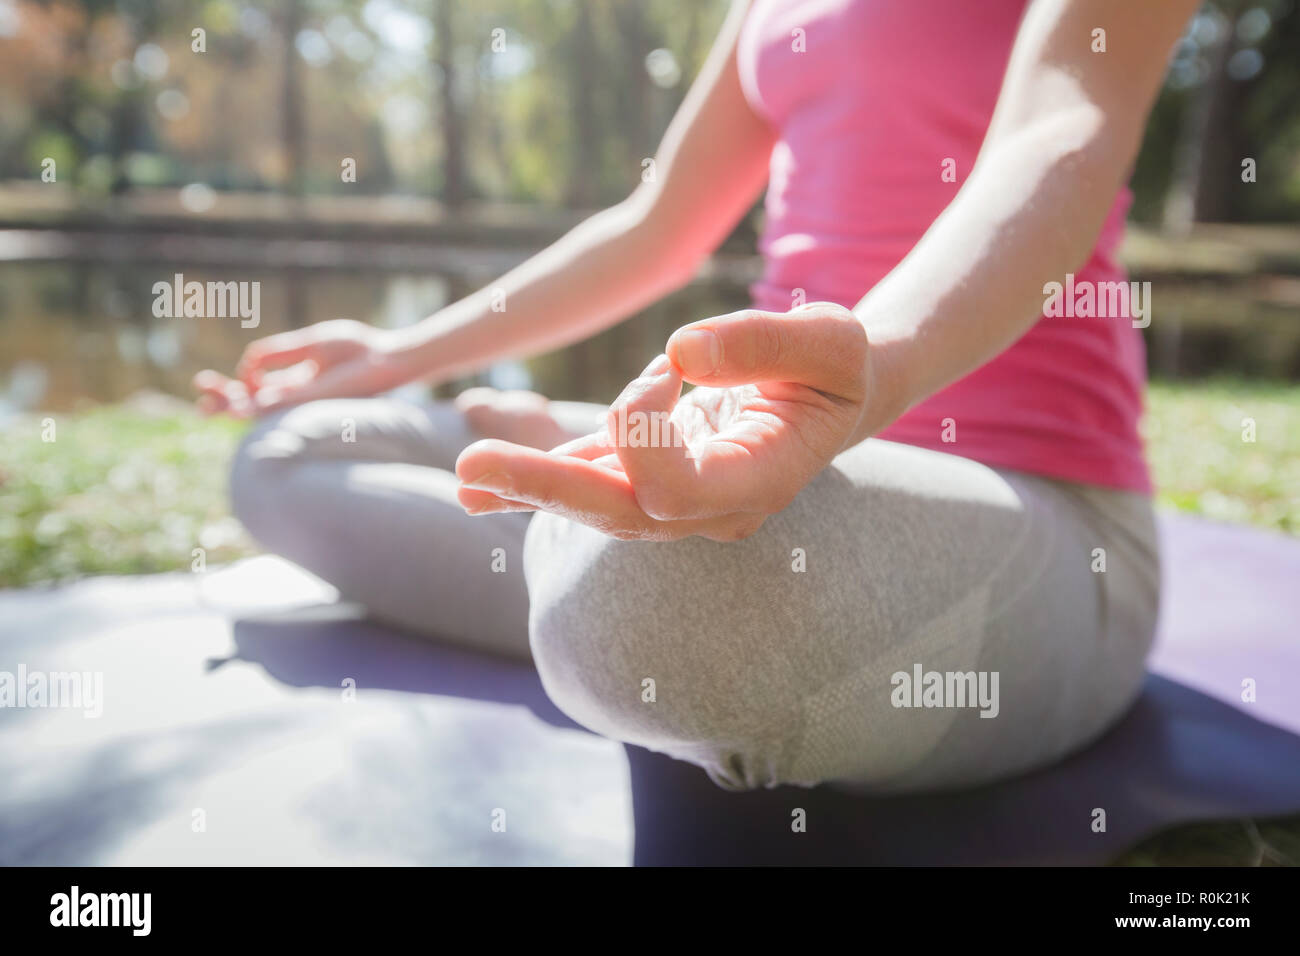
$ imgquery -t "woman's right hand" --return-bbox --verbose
[193,319,418,417]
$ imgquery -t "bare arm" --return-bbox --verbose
[391,0,775,383]
[452,0,1205,542]
[849,0,1202,443]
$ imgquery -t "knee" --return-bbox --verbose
[227,402,334,539]
[229,413,282,537]
[522,513,805,790]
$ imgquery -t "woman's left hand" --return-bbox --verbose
[454,302,873,542]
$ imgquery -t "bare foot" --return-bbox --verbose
[455,388,583,450]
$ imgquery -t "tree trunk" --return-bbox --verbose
[435,0,467,209]
[281,0,306,200]
[565,0,600,208]
[614,2,654,163]
[1163,2,1244,230]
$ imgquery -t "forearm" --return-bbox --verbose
[388,194,700,384]
[848,108,1130,444]
[843,0,1197,448]
[387,0,771,388]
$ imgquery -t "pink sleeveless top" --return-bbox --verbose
[737,0,1151,493]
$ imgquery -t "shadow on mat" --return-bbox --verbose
[231,611,1300,865]
[230,608,577,730]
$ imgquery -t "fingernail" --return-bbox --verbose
[671,329,721,376]
[611,354,673,409]
[462,471,511,493]
[640,353,672,378]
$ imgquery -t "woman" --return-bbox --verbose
[197,0,1199,792]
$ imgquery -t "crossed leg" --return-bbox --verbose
[230,398,1159,792]
[229,396,601,657]
[523,438,1161,792]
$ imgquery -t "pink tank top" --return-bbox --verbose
[737,0,1151,493]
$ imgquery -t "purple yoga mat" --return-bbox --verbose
[628,513,1300,865]
[224,512,1300,865]
[1,512,1295,865]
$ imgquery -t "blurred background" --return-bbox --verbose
[0,0,1297,589]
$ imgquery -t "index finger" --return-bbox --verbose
[456,439,690,541]
[236,331,319,384]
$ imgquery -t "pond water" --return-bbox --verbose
[0,259,750,416]
[5,252,1293,421]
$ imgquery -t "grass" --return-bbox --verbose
[0,395,256,588]
[1118,816,1299,867]
[1145,378,1300,536]
[0,379,1297,865]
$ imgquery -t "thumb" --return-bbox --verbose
[666,305,867,401]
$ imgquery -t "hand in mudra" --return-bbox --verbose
[455,302,872,542]
[193,319,414,417]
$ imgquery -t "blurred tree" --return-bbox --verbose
[564,0,599,207]
[612,0,655,167]
[0,0,1295,224]
[434,0,465,207]
[280,0,305,198]
[1137,0,1298,225]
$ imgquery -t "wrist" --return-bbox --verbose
[851,320,915,444]
[375,322,443,384]
[384,314,474,383]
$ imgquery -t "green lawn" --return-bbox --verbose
[1145,379,1299,536]
[0,379,1297,865]
[0,398,255,588]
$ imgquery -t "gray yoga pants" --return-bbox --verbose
[230,397,1161,793]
